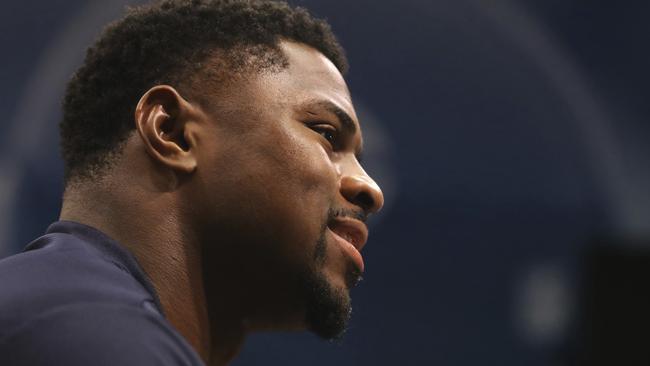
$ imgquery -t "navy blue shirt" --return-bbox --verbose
[0,221,205,365]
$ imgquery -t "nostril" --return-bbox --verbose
[354,191,375,213]
[340,174,383,214]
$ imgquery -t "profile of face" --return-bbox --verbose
[185,41,384,339]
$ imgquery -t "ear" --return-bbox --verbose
[134,85,198,174]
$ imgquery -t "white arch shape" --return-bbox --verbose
[0,0,147,256]
[472,0,646,234]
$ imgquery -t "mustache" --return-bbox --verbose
[327,207,367,224]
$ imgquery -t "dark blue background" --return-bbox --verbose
[1,1,649,365]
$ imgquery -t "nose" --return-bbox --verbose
[340,170,384,216]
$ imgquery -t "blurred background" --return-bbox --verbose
[1,0,649,365]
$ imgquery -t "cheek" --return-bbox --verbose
[198,124,339,262]
[259,128,338,226]
[254,123,338,199]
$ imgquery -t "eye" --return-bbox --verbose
[311,124,339,146]
[319,130,336,144]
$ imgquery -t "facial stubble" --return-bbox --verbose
[302,210,362,340]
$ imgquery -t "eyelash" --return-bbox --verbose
[310,124,340,147]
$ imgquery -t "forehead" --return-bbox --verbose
[266,41,358,125]
[194,40,361,142]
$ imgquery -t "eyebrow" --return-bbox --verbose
[302,99,364,162]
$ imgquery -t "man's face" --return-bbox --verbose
[189,41,384,338]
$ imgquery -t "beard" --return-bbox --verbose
[301,211,362,340]
[200,207,364,340]
[302,267,351,340]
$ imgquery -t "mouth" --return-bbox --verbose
[327,218,369,273]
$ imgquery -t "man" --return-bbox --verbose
[0,0,383,365]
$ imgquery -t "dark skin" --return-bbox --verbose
[60,41,384,366]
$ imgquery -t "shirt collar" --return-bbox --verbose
[43,220,165,316]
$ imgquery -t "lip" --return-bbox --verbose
[328,218,369,251]
[327,218,369,272]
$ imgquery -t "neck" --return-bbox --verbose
[60,178,246,365]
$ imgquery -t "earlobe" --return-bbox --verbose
[135,85,198,174]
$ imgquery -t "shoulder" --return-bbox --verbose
[0,223,203,364]
[0,230,156,334]
[0,226,205,365]
[0,302,204,365]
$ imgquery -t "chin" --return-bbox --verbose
[301,267,353,340]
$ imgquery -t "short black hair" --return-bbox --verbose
[61,0,348,183]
